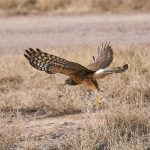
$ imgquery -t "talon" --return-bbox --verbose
[95,96,101,107]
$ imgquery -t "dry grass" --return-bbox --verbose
[0,0,150,15]
[0,113,23,150]
[0,44,150,149]
[60,107,149,150]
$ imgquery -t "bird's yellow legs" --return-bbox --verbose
[94,88,105,111]
[95,95,101,110]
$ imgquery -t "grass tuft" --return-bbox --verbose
[0,0,150,15]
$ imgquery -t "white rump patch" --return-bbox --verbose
[95,69,106,75]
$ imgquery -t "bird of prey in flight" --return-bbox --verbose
[24,43,128,91]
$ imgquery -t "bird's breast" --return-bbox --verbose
[82,79,97,90]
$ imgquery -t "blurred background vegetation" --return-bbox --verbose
[0,0,150,15]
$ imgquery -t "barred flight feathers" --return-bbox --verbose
[87,42,113,71]
[93,64,129,79]
[24,48,94,78]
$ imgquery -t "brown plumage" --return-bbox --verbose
[87,43,113,70]
[24,43,128,91]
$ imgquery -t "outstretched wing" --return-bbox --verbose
[24,48,93,78]
[87,42,113,71]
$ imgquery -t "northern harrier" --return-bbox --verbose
[24,43,128,91]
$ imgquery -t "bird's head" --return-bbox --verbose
[64,78,77,85]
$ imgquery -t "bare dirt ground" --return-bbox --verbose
[0,13,150,54]
[0,14,150,149]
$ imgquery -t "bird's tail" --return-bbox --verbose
[93,64,129,79]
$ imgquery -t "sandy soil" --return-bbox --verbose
[21,112,106,149]
[23,113,88,138]
[0,13,150,54]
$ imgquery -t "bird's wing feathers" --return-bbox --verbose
[87,42,113,71]
[93,64,129,79]
[24,48,93,78]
